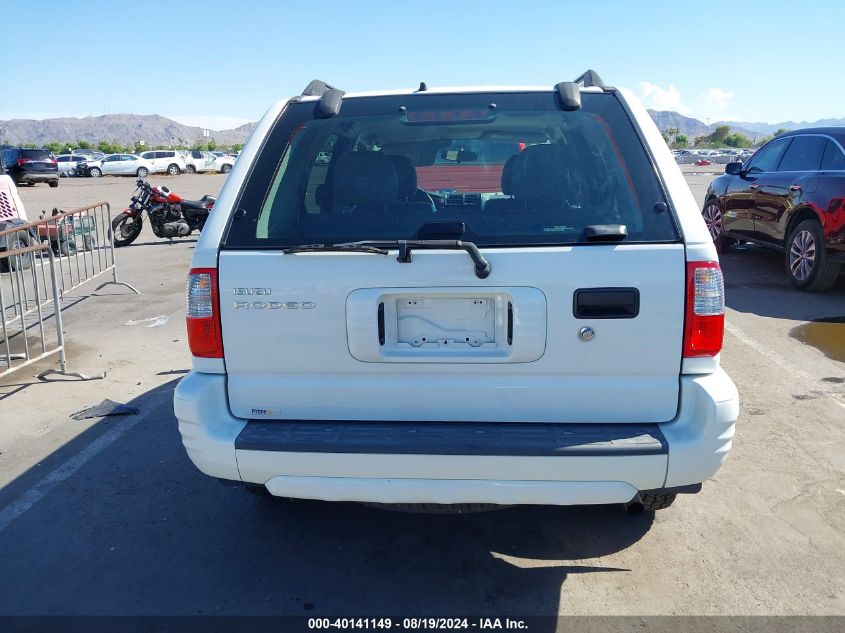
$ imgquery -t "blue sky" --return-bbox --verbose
[3,0,843,129]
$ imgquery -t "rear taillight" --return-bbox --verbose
[16,158,31,165]
[186,268,223,358]
[683,261,725,357]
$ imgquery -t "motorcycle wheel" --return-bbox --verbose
[111,213,144,247]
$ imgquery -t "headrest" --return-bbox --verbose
[386,155,417,198]
[500,152,521,195]
[510,144,578,203]
[331,152,399,206]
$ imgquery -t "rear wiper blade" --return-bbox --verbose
[282,243,389,255]
[338,239,491,279]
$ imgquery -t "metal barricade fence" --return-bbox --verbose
[0,202,139,381]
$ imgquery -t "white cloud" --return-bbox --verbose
[695,87,735,114]
[638,83,737,120]
[638,82,691,115]
[165,115,253,131]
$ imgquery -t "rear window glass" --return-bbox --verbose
[822,140,845,170]
[20,149,51,159]
[777,135,825,172]
[225,92,679,248]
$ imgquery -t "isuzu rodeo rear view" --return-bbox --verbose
[174,71,739,514]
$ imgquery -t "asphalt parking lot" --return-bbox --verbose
[0,171,843,617]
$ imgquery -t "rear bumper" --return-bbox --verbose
[17,172,58,183]
[174,370,738,506]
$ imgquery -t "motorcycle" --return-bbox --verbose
[111,179,216,247]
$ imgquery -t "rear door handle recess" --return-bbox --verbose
[573,288,639,319]
[789,184,802,191]
[749,184,761,190]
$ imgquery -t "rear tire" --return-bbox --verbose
[59,238,77,257]
[167,163,180,176]
[136,167,149,178]
[786,219,841,291]
[220,163,232,174]
[641,492,677,512]
[111,213,143,247]
[186,165,196,174]
[89,167,102,178]
[0,231,33,272]
[49,180,59,188]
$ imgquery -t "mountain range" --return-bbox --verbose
[0,111,842,148]
[713,117,845,135]
[648,110,845,140]
[0,114,257,148]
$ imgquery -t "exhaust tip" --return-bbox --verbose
[624,494,645,516]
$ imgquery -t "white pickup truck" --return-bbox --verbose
[174,72,739,515]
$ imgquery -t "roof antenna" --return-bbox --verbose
[416,82,428,92]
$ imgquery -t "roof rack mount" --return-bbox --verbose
[300,79,345,118]
[301,79,340,97]
[555,82,581,111]
[573,69,606,88]
[554,70,609,111]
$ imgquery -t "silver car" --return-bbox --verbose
[83,154,154,178]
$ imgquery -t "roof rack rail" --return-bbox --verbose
[301,79,340,97]
[573,69,606,88]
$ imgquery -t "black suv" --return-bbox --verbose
[703,128,845,291]
[1,147,59,188]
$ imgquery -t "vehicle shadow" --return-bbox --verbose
[0,380,652,619]
[721,243,845,321]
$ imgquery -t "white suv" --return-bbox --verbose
[138,150,186,175]
[174,72,739,514]
[182,150,235,174]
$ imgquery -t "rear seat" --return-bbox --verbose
[386,155,436,212]
[331,152,399,216]
[482,152,522,212]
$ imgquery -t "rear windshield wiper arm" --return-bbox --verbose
[282,243,389,255]
[338,239,491,279]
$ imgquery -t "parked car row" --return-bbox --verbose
[673,148,754,165]
[1,145,237,185]
[77,150,235,178]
